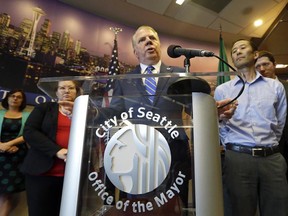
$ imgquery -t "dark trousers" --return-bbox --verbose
[25,174,64,216]
[223,150,288,216]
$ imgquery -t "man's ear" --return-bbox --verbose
[253,51,259,59]
[134,49,138,58]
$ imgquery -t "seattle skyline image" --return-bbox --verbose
[0,0,136,94]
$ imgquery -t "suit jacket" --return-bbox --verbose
[21,102,62,175]
[99,63,189,141]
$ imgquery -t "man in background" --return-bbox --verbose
[255,50,288,178]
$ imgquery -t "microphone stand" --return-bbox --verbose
[167,55,211,106]
[184,57,191,73]
[167,53,245,110]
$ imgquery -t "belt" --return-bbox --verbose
[226,143,279,157]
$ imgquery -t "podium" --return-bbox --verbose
[37,72,225,216]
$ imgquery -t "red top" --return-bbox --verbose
[43,111,71,177]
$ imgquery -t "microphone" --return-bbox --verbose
[167,45,214,58]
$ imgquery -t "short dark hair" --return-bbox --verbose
[256,50,276,64]
[231,39,258,52]
[2,89,27,111]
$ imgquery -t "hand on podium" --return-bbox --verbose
[58,100,74,118]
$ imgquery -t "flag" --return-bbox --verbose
[103,38,120,106]
[98,38,120,169]
[217,33,230,85]
[106,39,120,91]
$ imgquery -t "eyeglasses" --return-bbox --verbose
[9,95,23,100]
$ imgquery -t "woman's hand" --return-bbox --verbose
[6,146,19,153]
[0,142,13,152]
[56,148,68,162]
[58,100,74,118]
[0,137,24,153]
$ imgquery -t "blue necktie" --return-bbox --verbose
[145,66,156,103]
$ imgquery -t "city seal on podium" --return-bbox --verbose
[104,124,171,194]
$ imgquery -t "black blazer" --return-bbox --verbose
[21,102,62,175]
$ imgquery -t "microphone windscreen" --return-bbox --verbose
[167,45,181,58]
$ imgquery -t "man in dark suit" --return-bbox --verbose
[102,26,192,210]
[255,50,288,178]
[106,26,234,138]
[97,26,236,213]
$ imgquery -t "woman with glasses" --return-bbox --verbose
[21,80,82,216]
[0,89,30,216]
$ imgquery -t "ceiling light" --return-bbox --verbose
[276,64,288,68]
[254,19,263,27]
[176,0,185,5]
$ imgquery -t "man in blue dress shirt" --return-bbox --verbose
[214,39,288,216]
[255,50,288,180]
